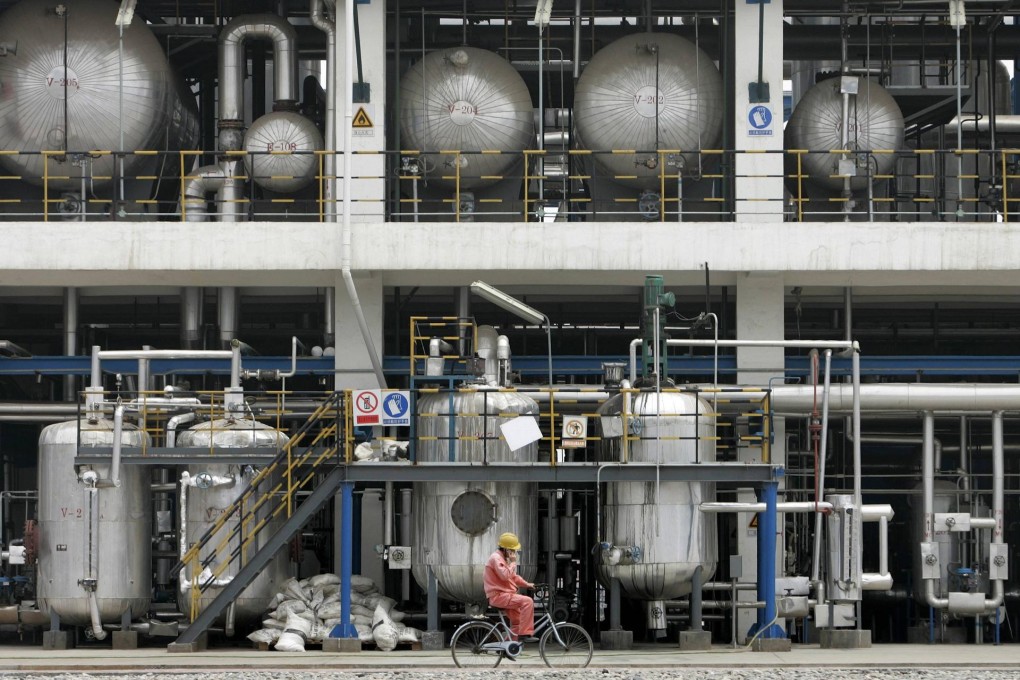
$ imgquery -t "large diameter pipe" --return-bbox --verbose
[773,384,1020,413]
[311,0,336,222]
[95,402,124,489]
[219,287,237,347]
[63,287,78,402]
[218,14,298,124]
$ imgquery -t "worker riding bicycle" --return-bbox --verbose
[483,532,538,643]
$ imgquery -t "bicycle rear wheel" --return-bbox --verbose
[539,622,593,668]
[450,621,504,668]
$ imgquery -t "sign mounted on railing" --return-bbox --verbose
[353,389,411,426]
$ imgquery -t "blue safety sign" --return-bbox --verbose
[382,391,411,426]
[748,105,774,136]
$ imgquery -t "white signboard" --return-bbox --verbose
[561,415,588,449]
[500,415,543,452]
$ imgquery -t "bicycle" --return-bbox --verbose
[449,583,593,668]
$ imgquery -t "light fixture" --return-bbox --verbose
[115,0,137,26]
[469,281,553,387]
[534,0,554,30]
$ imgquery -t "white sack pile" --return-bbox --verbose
[247,573,422,652]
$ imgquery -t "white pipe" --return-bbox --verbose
[92,346,241,391]
[311,0,336,222]
[86,589,108,640]
[862,572,894,591]
[924,412,949,609]
[773,383,1020,413]
[218,14,298,125]
[700,501,834,513]
[181,162,227,222]
[986,411,1005,611]
[971,517,998,529]
[166,412,196,448]
[341,0,386,389]
[95,403,124,489]
[384,481,394,546]
[63,286,78,402]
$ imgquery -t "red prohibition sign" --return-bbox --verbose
[356,391,378,413]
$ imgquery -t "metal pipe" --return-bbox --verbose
[180,287,204,350]
[218,14,298,125]
[219,287,237,347]
[342,0,386,389]
[311,0,336,223]
[986,411,1005,611]
[773,383,1020,413]
[63,287,78,402]
[95,402,124,489]
[324,286,336,348]
[701,501,834,513]
[181,162,227,221]
[923,412,949,609]
[572,0,582,80]
[166,412,196,449]
[384,482,394,546]
[811,349,832,586]
[87,589,108,640]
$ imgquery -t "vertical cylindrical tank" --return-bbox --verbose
[595,390,717,600]
[411,388,539,606]
[400,47,535,189]
[37,419,151,626]
[176,418,289,625]
[573,33,724,189]
[0,0,199,190]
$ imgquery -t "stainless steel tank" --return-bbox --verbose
[785,77,904,192]
[244,111,324,193]
[411,388,539,606]
[37,418,151,626]
[573,33,724,189]
[0,0,199,190]
[400,47,534,189]
[176,418,290,624]
[595,390,717,600]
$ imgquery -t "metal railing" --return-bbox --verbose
[0,146,1015,223]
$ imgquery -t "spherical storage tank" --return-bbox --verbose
[400,47,534,189]
[0,0,199,190]
[574,33,724,189]
[37,419,151,626]
[411,389,539,607]
[785,77,904,192]
[177,419,290,625]
[596,391,717,602]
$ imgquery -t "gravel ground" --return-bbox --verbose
[3,671,1018,680]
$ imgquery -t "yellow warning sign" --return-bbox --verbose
[352,107,374,128]
[748,515,758,529]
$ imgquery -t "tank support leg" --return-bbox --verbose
[331,481,358,639]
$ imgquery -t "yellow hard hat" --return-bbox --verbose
[498,532,521,550]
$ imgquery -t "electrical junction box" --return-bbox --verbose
[388,546,411,570]
[935,512,970,532]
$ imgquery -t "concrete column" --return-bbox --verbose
[735,271,786,636]
[734,0,785,222]
[336,0,386,220]
[333,272,384,390]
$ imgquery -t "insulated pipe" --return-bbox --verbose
[94,402,124,489]
[384,481,394,546]
[324,287,335,347]
[986,411,1005,611]
[219,287,238,347]
[341,0,386,390]
[181,162,227,221]
[63,287,78,402]
[700,501,834,513]
[218,15,298,127]
[924,412,949,609]
[180,287,204,350]
[91,346,242,392]
[166,412,196,448]
[311,0,336,222]
[772,384,1020,413]
[87,589,108,640]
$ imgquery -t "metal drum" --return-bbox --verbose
[785,77,904,192]
[400,47,534,189]
[0,0,199,190]
[411,388,539,606]
[244,111,324,193]
[595,390,717,600]
[176,418,289,625]
[573,33,724,189]
[37,418,151,626]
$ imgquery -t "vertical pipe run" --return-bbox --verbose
[63,287,78,402]
[336,481,357,638]
[811,349,832,589]
[755,481,784,639]
[400,488,411,601]
[219,287,238,348]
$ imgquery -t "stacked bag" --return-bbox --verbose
[247,573,422,652]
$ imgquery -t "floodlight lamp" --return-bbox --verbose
[469,281,547,327]
[948,0,966,28]
[534,0,554,29]
[115,0,137,27]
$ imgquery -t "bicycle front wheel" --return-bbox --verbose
[539,622,593,668]
[450,621,504,668]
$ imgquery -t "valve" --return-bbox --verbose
[925,554,938,566]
